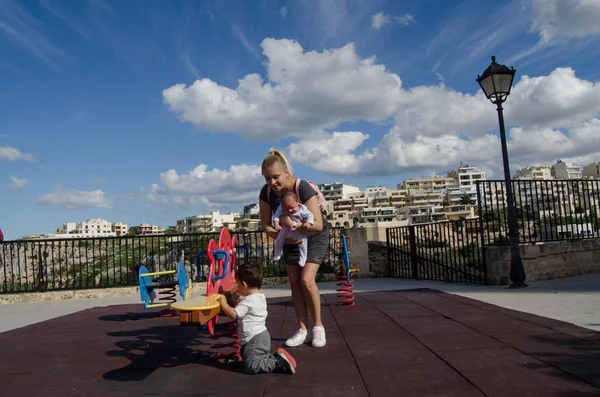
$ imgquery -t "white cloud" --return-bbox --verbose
[506,67,600,129]
[8,176,27,190]
[279,6,287,19]
[0,145,36,162]
[36,187,111,209]
[286,130,500,177]
[531,0,600,43]
[371,12,390,30]
[372,12,415,30]
[163,38,600,180]
[163,38,403,140]
[145,163,264,209]
[394,14,415,27]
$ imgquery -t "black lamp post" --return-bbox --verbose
[477,56,527,288]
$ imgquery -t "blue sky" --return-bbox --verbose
[2,0,600,240]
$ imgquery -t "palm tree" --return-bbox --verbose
[459,194,475,206]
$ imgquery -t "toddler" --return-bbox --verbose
[219,262,297,374]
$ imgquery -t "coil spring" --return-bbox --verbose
[337,274,355,306]
[209,319,241,361]
[157,286,177,317]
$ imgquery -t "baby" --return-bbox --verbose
[272,189,314,267]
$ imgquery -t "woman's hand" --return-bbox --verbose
[279,215,295,229]
[279,215,303,244]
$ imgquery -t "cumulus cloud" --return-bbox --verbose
[162,38,600,181]
[144,163,264,209]
[286,130,500,177]
[8,176,27,190]
[0,145,36,162]
[35,187,111,209]
[163,38,403,140]
[531,0,600,43]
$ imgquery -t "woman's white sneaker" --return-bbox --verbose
[284,329,311,347]
[312,326,326,348]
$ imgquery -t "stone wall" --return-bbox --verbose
[486,239,600,285]
[343,228,389,277]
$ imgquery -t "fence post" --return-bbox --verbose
[477,181,489,285]
[408,225,419,280]
[386,228,392,277]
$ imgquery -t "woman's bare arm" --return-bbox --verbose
[298,195,323,233]
[259,199,279,239]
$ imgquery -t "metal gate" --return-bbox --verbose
[386,219,487,285]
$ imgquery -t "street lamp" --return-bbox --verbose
[477,56,527,288]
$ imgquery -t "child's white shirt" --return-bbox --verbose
[234,292,268,345]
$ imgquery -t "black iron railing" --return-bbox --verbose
[386,219,486,284]
[477,179,600,245]
[0,227,344,294]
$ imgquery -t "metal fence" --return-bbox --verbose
[477,179,600,245]
[0,227,344,294]
[387,219,487,284]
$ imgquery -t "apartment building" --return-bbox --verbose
[551,160,583,179]
[329,211,354,228]
[242,203,260,219]
[514,165,553,180]
[445,165,486,204]
[398,177,457,192]
[356,206,410,228]
[447,164,486,188]
[332,192,370,213]
[130,223,164,235]
[364,186,388,198]
[48,218,118,238]
[583,162,600,178]
[176,210,240,233]
[318,182,360,201]
[371,189,409,207]
[112,222,129,236]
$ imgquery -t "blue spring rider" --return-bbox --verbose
[138,261,192,311]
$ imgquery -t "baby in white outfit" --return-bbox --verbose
[272,190,314,267]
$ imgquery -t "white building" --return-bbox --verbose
[49,218,118,238]
[177,210,241,233]
[514,165,553,180]
[551,160,583,179]
[112,222,128,236]
[364,186,388,198]
[447,164,486,188]
[356,206,410,228]
[242,203,260,219]
[318,182,360,201]
[398,177,458,192]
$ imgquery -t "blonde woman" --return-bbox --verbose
[259,149,329,348]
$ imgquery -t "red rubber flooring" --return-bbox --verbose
[1,288,599,397]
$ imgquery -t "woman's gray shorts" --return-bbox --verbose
[282,226,330,266]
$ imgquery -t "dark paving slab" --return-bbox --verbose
[0,288,599,397]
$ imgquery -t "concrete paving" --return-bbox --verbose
[1,273,599,334]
